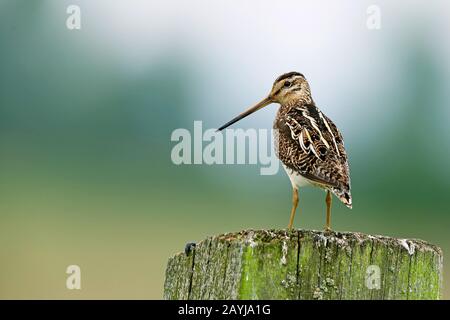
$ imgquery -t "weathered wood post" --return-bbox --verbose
[163,229,443,300]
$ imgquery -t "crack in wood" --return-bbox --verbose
[187,248,196,299]
[296,230,301,299]
[344,239,354,300]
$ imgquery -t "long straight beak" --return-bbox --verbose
[217,96,273,131]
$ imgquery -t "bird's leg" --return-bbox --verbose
[325,190,332,231]
[287,188,299,230]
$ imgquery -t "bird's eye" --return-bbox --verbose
[284,81,292,88]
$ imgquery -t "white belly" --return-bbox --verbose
[282,164,312,189]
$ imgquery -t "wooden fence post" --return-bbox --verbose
[164,229,443,300]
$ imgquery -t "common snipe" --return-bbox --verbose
[218,72,352,231]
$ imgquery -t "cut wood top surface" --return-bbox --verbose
[172,229,442,257]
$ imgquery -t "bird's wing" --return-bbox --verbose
[278,105,352,206]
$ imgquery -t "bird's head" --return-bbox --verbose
[218,72,312,131]
[269,72,312,106]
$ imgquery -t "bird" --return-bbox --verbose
[217,72,352,231]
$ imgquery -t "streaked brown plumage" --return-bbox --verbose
[218,72,352,230]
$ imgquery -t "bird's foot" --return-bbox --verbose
[323,226,332,233]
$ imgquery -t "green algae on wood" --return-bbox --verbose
[163,229,443,300]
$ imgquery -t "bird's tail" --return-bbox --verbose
[332,188,352,209]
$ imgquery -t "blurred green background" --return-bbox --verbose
[1,0,449,299]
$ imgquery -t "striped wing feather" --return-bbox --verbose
[276,104,352,207]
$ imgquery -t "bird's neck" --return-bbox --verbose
[277,97,315,116]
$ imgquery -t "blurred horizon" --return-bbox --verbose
[1,0,449,299]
